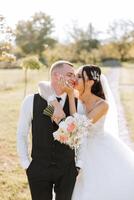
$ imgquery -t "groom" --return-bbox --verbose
[17,60,79,200]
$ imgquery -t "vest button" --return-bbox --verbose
[51,161,56,165]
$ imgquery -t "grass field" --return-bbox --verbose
[0,67,50,200]
[0,65,130,200]
[120,65,134,140]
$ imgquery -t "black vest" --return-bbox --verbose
[31,94,77,168]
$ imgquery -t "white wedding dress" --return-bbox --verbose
[38,79,134,200]
[72,108,134,200]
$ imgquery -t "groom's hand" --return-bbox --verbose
[58,76,74,95]
[51,101,66,124]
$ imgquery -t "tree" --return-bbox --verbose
[68,22,100,53]
[107,20,134,61]
[15,12,57,62]
[0,15,15,61]
[20,56,43,96]
[65,22,100,63]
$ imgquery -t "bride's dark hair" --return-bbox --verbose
[81,65,105,99]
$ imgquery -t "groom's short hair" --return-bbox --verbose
[50,60,74,74]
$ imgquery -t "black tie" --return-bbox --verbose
[56,97,62,102]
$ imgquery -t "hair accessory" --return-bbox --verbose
[91,70,100,81]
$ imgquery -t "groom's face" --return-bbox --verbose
[58,64,76,88]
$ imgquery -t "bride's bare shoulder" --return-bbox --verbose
[97,99,109,112]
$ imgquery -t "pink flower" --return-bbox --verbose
[67,122,76,132]
[59,135,69,143]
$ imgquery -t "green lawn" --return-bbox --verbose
[0,68,50,200]
[120,65,134,140]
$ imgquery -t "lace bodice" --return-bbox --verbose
[79,101,106,137]
[89,116,106,137]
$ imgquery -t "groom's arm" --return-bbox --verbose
[17,94,33,169]
[38,81,65,123]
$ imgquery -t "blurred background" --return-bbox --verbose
[0,0,134,199]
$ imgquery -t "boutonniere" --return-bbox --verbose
[43,105,54,117]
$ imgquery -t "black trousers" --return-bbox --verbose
[26,160,78,200]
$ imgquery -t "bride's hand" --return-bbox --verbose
[50,100,66,124]
[58,76,74,95]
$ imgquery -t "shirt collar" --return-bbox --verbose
[56,93,66,102]
[52,84,67,103]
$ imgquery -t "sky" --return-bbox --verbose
[0,0,134,41]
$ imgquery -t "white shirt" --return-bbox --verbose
[17,93,83,169]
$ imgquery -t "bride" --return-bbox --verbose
[38,64,134,200]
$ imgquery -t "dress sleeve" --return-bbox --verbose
[38,81,56,103]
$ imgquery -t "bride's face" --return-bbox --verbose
[74,68,85,93]
[75,68,94,93]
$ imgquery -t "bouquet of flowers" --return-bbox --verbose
[53,113,92,149]
[43,105,92,149]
